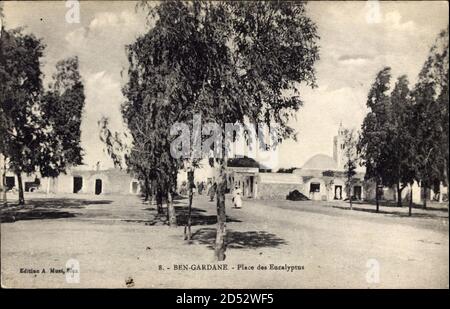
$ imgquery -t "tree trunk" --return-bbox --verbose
[422,183,427,209]
[184,170,194,241]
[17,172,24,205]
[446,160,449,216]
[1,154,6,206]
[375,180,379,213]
[214,164,227,261]
[446,159,449,198]
[348,184,352,210]
[167,190,177,227]
[396,182,402,207]
[156,188,163,214]
[144,176,149,201]
[151,179,157,205]
[409,185,413,217]
[46,178,51,195]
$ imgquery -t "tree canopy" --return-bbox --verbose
[0,27,85,204]
[109,0,320,260]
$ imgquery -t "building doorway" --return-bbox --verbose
[131,181,139,194]
[310,182,321,200]
[354,186,362,200]
[377,185,384,200]
[95,179,102,195]
[73,176,83,193]
[334,185,342,200]
[5,176,15,190]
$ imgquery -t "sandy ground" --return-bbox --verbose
[1,192,448,288]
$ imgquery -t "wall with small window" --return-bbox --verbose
[303,178,326,201]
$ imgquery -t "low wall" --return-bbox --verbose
[257,183,303,200]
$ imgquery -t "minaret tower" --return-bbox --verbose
[333,122,346,170]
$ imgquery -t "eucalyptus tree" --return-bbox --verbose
[1,26,85,205]
[358,67,392,212]
[412,27,449,208]
[0,28,45,204]
[40,56,86,178]
[134,0,319,260]
[386,75,416,208]
[121,23,187,226]
[342,129,358,210]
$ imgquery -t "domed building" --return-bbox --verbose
[301,154,339,171]
[250,124,366,200]
[293,152,365,201]
[293,124,365,201]
[289,125,366,202]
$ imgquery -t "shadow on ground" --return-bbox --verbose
[191,228,287,249]
[331,205,449,219]
[0,198,113,223]
[351,200,448,212]
[136,206,242,226]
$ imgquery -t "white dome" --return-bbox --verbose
[302,154,338,171]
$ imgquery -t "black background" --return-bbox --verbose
[1,288,448,307]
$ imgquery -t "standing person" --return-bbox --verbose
[205,181,211,196]
[209,182,217,202]
[190,182,196,197]
[233,185,242,209]
[198,182,204,195]
[180,181,187,196]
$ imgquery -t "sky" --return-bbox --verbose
[2,1,449,170]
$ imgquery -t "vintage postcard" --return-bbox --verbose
[0,0,448,290]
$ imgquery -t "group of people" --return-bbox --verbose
[178,181,208,196]
[179,179,243,209]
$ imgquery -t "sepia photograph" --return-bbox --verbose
[0,0,448,292]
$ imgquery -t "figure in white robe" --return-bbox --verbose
[233,186,242,209]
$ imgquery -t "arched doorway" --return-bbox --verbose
[334,185,342,200]
[95,179,102,195]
